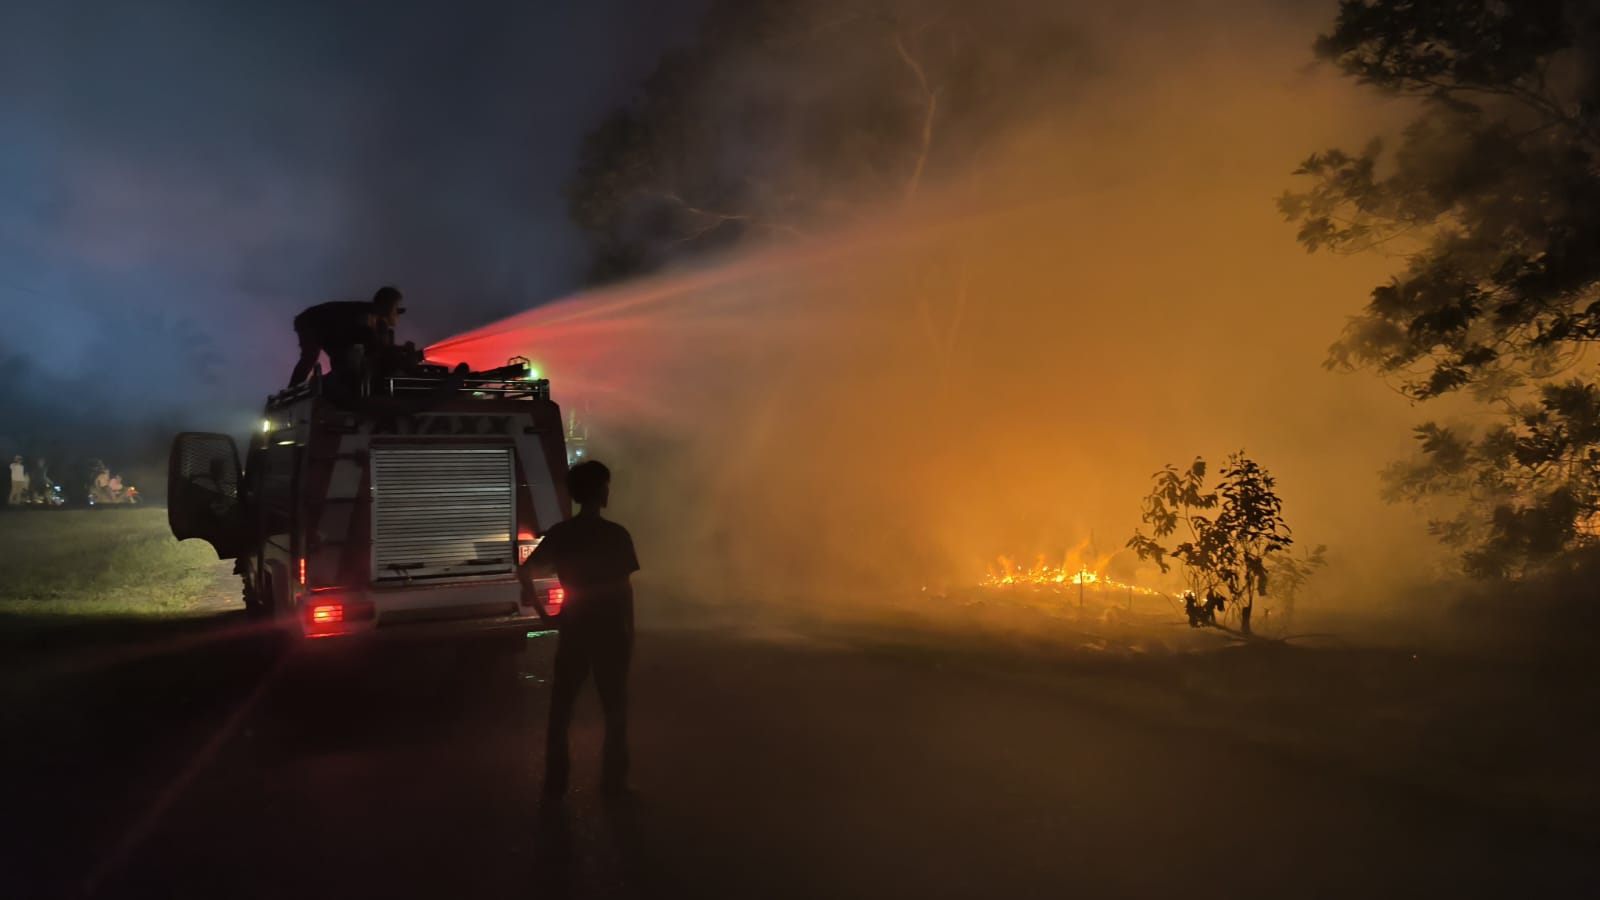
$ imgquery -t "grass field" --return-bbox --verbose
[2,507,1596,834]
[0,508,235,617]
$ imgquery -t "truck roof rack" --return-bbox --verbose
[266,358,550,411]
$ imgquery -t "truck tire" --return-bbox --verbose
[242,576,265,616]
[261,572,289,627]
[241,560,272,618]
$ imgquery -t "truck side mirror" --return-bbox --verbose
[168,432,248,560]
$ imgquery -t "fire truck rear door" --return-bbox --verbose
[168,432,248,559]
[369,446,517,582]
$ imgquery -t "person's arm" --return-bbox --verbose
[620,530,640,637]
[624,531,640,575]
[519,529,559,584]
[516,529,561,620]
[621,580,635,637]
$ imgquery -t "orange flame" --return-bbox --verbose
[981,554,1161,595]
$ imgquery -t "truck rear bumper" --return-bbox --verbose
[320,612,555,645]
[297,578,560,641]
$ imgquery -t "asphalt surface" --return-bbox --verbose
[2,611,1594,900]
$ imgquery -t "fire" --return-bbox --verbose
[981,555,1162,595]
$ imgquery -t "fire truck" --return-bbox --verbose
[166,358,570,639]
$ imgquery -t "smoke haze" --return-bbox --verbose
[4,0,1463,613]
[432,1,1452,615]
[0,0,702,459]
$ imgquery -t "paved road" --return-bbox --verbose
[2,614,1593,899]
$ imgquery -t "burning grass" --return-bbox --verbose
[981,554,1164,595]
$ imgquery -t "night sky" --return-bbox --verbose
[0,0,701,410]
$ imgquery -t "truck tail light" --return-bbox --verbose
[546,585,564,614]
[304,599,375,632]
[298,557,307,587]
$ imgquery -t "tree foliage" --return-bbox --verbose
[567,0,1087,282]
[1128,453,1295,632]
[1264,543,1328,629]
[1127,457,1226,596]
[1280,0,1600,576]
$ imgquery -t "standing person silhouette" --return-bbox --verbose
[520,461,640,798]
[8,456,25,505]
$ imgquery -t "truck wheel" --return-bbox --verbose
[242,577,265,617]
[241,561,274,618]
[260,573,288,626]
[263,575,308,641]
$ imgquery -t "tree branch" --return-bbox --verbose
[894,31,940,203]
[651,190,810,242]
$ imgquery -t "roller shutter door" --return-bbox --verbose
[370,447,514,581]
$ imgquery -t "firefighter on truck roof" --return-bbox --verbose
[287,286,406,388]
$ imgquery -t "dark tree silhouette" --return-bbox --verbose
[1129,453,1294,635]
[1281,1,1600,576]
[1127,458,1227,600]
[567,0,1088,283]
[1215,456,1295,634]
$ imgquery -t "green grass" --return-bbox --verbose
[0,509,235,617]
